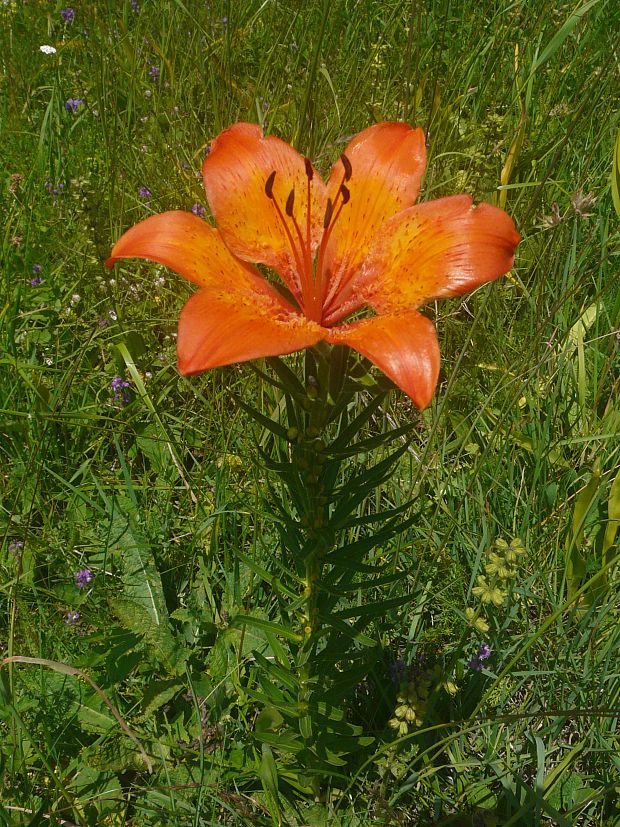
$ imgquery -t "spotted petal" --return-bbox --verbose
[321,122,426,320]
[106,211,272,296]
[106,210,323,372]
[178,289,324,374]
[202,122,328,305]
[328,311,440,409]
[348,195,520,317]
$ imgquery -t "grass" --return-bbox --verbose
[1,0,619,824]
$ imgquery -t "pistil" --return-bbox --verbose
[314,154,352,322]
[264,153,352,325]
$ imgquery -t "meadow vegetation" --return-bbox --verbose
[1,0,619,824]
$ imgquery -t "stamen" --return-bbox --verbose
[323,198,333,229]
[263,171,307,307]
[265,170,276,199]
[340,184,350,205]
[340,153,352,181]
[304,157,314,180]
[285,189,295,217]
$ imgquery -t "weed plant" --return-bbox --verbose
[1,0,619,824]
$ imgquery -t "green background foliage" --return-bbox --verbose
[1,0,619,823]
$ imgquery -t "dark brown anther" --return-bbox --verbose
[285,189,295,216]
[265,170,276,199]
[340,184,350,205]
[323,198,334,228]
[340,153,352,181]
[304,157,314,180]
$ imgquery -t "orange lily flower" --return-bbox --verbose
[107,122,520,408]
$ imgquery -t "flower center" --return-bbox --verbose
[264,154,352,325]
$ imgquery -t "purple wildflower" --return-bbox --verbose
[8,540,24,553]
[75,569,93,589]
[138,186,151,199]
[149,65,160,82]
[30,276,43,287]
[32,263,43,274]
[131,0,139,11]
[468,643,492,672]
[478,643,492,660]
[45,179,65,203]
[111,376,132,405]
[65,610,80,625]
[191,203,206,218]
[389,660,407,685]
[60,8,75,23]
[65,98,84,113]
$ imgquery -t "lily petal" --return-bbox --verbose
[321,122,426,319]
[106,210,274,297]
[352,195,520,316]
[327,312,440,409]
[178,288,324,374]
[202,122,328,304]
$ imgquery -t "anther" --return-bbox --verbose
[304,158,314,180]
[285,189,295,217]
[323,198,333,229]
[340,153,352,181]
[340,184,350,205]
[265,170,276,199]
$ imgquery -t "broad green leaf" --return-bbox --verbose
[2,655,152,772]
[255,706,285,734]
[78,693,116,734]
[111,514,164,627]
[108,597,181,674]
[109,512,183,673]
[137,678,184,722]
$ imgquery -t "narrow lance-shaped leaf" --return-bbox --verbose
[612,127,620,219]
[603,466,620,567]
[565,467,601,602]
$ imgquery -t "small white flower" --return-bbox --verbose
[40,45,57,55]
[71,293,81,304]
[108,309,118,321]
